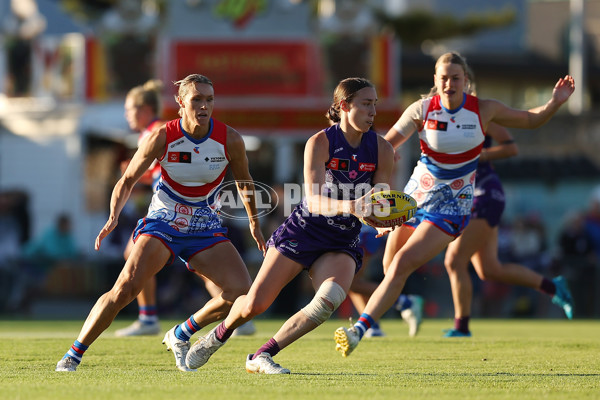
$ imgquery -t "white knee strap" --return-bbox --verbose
[301,281,347,325]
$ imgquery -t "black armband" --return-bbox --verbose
[501,139,515,145]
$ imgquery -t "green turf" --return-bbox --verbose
[0,318,599,400]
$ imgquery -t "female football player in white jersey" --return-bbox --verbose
[56,74,266,372]
[334,51,575,357]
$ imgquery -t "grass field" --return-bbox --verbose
[1,318,599,400]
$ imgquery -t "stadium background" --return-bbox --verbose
[0,0,599,321]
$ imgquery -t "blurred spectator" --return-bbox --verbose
[584,186,600,259]
[12,213,79,309]
[557,210,596,317]
[99,0,159,93]
[23,213,78,264]
[506,214,551,317]
[1,0,46,96]
[0,190,30,312]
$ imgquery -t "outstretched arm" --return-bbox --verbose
[481,75,575,130]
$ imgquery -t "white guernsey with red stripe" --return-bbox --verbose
[403,93,485,216]
[145,118,229,233]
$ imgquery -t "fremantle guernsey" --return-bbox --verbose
[269,124,379,258]
[145,118,229,234]
[403,93,485,216]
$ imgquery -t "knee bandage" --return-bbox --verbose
[301,281,346,325]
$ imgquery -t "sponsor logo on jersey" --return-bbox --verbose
[459,124,477,129]
[426,119,448,131]
[168,151,192,163]
[334,147,344,154]
[204,155,226,163]
[359,162,376,172]
[170,139,185,148]
[327,158,349,171]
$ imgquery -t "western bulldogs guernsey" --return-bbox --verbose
[404,93,485,217]
[268,124,378,264]
[145,118,229,234]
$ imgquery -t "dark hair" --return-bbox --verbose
[126,79,163,115]
[174,74,214,116]
[326,77,374,123]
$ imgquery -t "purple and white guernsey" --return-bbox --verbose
[267,124,379,269]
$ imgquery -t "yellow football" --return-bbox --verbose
[369,190,417,227]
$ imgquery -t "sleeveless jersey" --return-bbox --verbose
[146,118,229,233]
[404,93,485,216]
[296,123,379,240]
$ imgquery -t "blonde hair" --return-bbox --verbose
[326,77,374,123]
[174,74,213,117]
[424,52,475,98]
[126,79,164,116]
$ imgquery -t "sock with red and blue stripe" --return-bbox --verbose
[139,305,158,324]
[353,313,375,340]
[175,315,200,341]
[63,340,88,364]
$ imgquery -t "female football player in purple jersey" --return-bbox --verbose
[334,51,575,357]
[56,74,266,372]
[183,77,395,374]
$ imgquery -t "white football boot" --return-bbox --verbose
[115,320,161,337]
[162,326,196,372]
[245,353,290,374]
[55,356,79,372]
[231,321,256,337]
[185,327,224,369]
[401,295,424,337]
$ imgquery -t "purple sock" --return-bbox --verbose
[539,277,556,296]
[251,338,280,360]
[454,316,470,333]
[215,321,235,343]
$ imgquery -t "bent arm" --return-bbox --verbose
[384,100,422,149]
[479,123,518,163]
[95,128,165,250]
[304,132,353,217]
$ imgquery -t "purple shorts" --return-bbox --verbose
[266,208,363,272]
[133,217,229,270]
[471,171,505,228]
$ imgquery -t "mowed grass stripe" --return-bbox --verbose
[0,319,598,400]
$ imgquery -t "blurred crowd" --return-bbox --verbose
[1,185,600,319]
